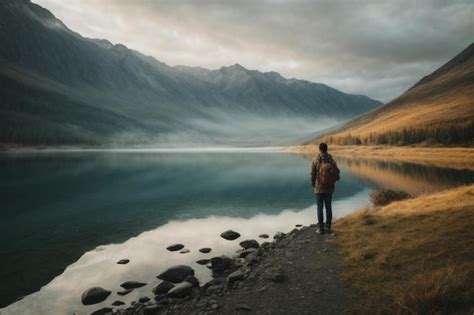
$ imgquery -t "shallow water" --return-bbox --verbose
[0,149,472,314]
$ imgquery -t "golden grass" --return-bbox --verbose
[333,184,474,314]
[287,145,474,170]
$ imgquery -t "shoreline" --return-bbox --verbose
[287,144,474,170]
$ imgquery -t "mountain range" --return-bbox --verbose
[315,43,474,146]
[0,0,381,147]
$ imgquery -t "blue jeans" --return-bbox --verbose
[316,193,332,228]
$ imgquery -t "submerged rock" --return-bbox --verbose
[81,287,111,305]
[239,239,259,249]
[166,244,185,251]
[117,259,130,265]
[220,230,241,240]
[120,281,147,289]
[196,259,211,265]
[152,281,175,295]
[157,265,195,283]
[117,289,133,296]
[199,247,212,253]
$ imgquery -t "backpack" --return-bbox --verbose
[318,154,340,186]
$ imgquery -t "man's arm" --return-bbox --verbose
[310,158,319,187]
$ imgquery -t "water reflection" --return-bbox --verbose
[335,157,474,194]
[1,191,369,315]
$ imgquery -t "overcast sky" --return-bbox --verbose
[33,0,473,102]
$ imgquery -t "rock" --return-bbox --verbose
[184,275,200,287]
[227,269,246,283]
[196,259,210,265]
[152,281,175,295]
[210,255,232,271]
[309,224,318,228]
[167,282,193,298]
[199,248,212,253]
[112,300,125,306]
[239,248,259,258]
[290,228,299,234]
[260,242,271,248]
[220,230,240,240]
[143,305,160,315]
[120,281,147,289]
[295,224,303,227]
[273,232,286,240]
[244,252,259,265]
[117,289,133,296]
[166,244,185,251]
[81,287,111,305]
[266,271,286,283]
[239,239,259,249]
[157,265,195,283]
[117,259,130,265]
[259,234,269,239]
[235,304,252,311]
[91,307,113,315]
[206,284,225,295]
[180,249,190,254]
[139,296,150,303]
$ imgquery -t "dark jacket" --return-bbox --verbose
[310,153,339,194]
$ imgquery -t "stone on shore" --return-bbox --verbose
[235,304,252,311]
[167,281,193,298]
[112,300,125,306]
[120,281,147,289]
[244,252,259,266]
[91,307,113,315]
[117,259,130,265]
[152,280,175,295]
[239,248,259,258]
[157,265,195,283]
[227,269,246,283]
[239,239,259,249]
[210,255,232,271]
[273,232,286,240]
[139,296,150,303]
[184,275,200,287]
[220,230,241,240]
[81,287,111,305]
[199,247,212,253]
[258,234,269,239]
[166,244,185,251]
[180,248,190,254]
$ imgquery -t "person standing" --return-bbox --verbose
[310,143,340,234]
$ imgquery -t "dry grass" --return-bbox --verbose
[333,184,474,314]
[287,145,474,170]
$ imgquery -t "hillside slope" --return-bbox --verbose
[0,0,381,147]
[316,43,474,146]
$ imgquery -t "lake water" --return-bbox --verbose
[1,148,472,314]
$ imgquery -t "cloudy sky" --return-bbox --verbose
[33,0,473,102]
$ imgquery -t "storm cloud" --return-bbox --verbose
[33,0,473,102]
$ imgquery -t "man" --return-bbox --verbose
[310,143,340,234]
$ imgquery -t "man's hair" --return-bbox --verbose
[319,142,328,153]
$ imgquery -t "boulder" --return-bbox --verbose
[220,230,240,240]
[239,239,259,249]
[152,281,175,295]
[258,234,269,239]
[120,281,147,289]
[157,265,195,283]
[210,255,232,271]
[227,269,246,283]
[199,248,212,253]
[117,259,130,265]
[196,259,210,265]
[117,289,133,296]
[166,244,184,251]
[81,287,111,305]
[167,282,193,298]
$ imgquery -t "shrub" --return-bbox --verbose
[370,188,411,206]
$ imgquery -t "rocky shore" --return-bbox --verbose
[83,224,350,315]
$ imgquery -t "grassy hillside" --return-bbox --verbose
[316,43,474,146]
[334,184,474,313]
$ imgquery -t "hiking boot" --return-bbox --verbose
[325,223,332,233]
[316,226,325,235]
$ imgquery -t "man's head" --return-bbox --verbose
[319,142,328,153]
